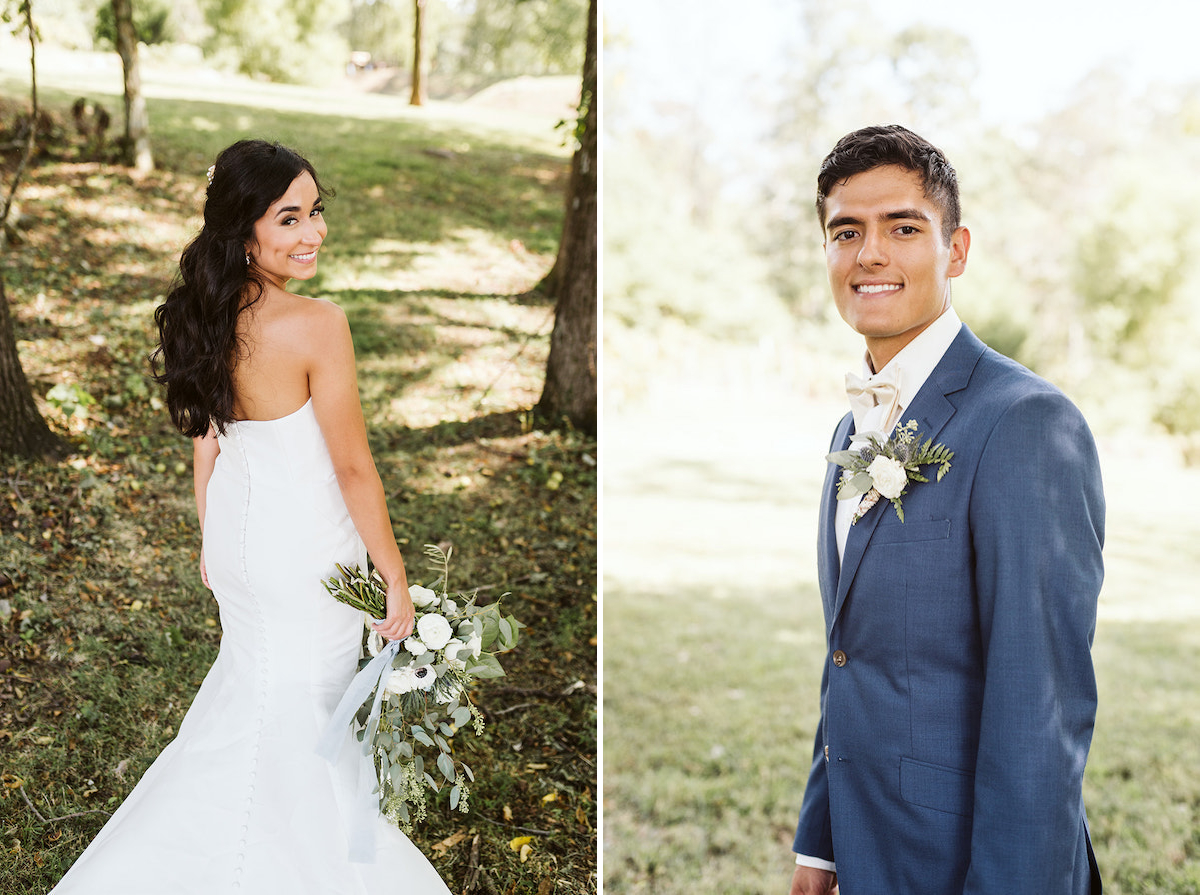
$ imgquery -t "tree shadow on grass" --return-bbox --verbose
[375,407,528,454]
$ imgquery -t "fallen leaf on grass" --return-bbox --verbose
[519,843,533,863]
[432,832,467,855]
[508,836,532,851]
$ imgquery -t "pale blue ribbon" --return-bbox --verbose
[316,635,402,863]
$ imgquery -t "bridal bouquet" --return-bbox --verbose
[317,545,523,833]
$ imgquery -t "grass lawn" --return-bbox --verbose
[602,335,1200,894]
[1,71,595,895]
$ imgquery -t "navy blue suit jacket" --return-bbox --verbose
[794,325,1104,894]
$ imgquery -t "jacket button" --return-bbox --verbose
[832,650,847,667]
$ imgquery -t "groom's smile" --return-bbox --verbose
[823,164,970,370]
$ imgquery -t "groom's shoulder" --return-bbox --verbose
[963,332,1087,428]
[959,327,1068,401]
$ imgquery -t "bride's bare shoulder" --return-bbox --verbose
[284,294,351,351]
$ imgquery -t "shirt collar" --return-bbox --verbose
[859,306,962,412]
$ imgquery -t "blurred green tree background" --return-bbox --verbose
[605,0,1200,461]
[36,0,587,91]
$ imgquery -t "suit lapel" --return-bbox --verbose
[829,325,986,629]
[818,413,852,622]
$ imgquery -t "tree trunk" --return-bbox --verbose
[534,0,596,435]
[0,0,63,460]
[112,0,153,173]
[0,280,64,460]
[410,0,427,106]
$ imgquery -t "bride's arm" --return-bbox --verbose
[193,427,220,589]
[305,301,415,642]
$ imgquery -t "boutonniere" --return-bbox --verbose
[826,420,953,523]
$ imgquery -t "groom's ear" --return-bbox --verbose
[947,226,970,278]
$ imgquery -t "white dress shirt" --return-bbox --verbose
[796,306,962,874]
[833,307,963,563]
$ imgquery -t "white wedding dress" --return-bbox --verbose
[52,399,450,894]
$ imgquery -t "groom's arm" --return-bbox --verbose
[965,389,1104,892]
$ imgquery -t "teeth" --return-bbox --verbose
[291,251,317,261]
[856,284,899,294]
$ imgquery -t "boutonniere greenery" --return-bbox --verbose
[827,420,953,523]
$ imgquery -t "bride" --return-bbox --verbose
[51,140,451,894]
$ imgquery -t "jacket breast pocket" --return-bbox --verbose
[900,756,974,817]
[871,518,951,546]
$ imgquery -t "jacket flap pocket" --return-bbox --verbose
[900,756,973,817]
[872,518,951,546]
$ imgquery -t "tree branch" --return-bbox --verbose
[1,0,37,237]
[19,785,112,824]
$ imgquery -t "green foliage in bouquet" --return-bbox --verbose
[322,545,524,832]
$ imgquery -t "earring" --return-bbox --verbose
[245,253,251,265]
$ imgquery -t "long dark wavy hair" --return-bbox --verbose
[151,140,331,438]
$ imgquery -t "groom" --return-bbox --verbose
[790,126,1105,894]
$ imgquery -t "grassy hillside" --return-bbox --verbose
[1,73,595,895]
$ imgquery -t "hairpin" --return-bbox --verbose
[206,164,216,186]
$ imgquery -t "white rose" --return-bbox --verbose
[403,636,427,655]
[443,638,468,670]
[466,633,482,658]
[384,667,417,695]
[443,599,458,615]
[409,585,438,608]
[366,630,386,658]
[412,664,437,691]
[867,455,909,500]
[417,613,453,650]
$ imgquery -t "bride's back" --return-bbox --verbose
[231,286,329,422]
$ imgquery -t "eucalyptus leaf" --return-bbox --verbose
[450,784,461,810]
[452,707,472,728]
[462,762,474,782]
[413,727,434,747]
[466,653,506,679]
[437,752,455,782]
[424,771,439,791]
[826,449,860,466]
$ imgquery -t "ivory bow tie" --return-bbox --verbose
[845,368,901,434]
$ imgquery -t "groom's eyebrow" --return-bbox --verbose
[827,214,864,231]
[884,208,931,223]
[827,208,932,232]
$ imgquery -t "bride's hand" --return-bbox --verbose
[200,548,210,590]
[373,580,416,642]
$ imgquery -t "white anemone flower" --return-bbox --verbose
[384,666,417,695]
[412,664,437,691]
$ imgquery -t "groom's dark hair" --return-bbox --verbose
[816,125,961,245]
